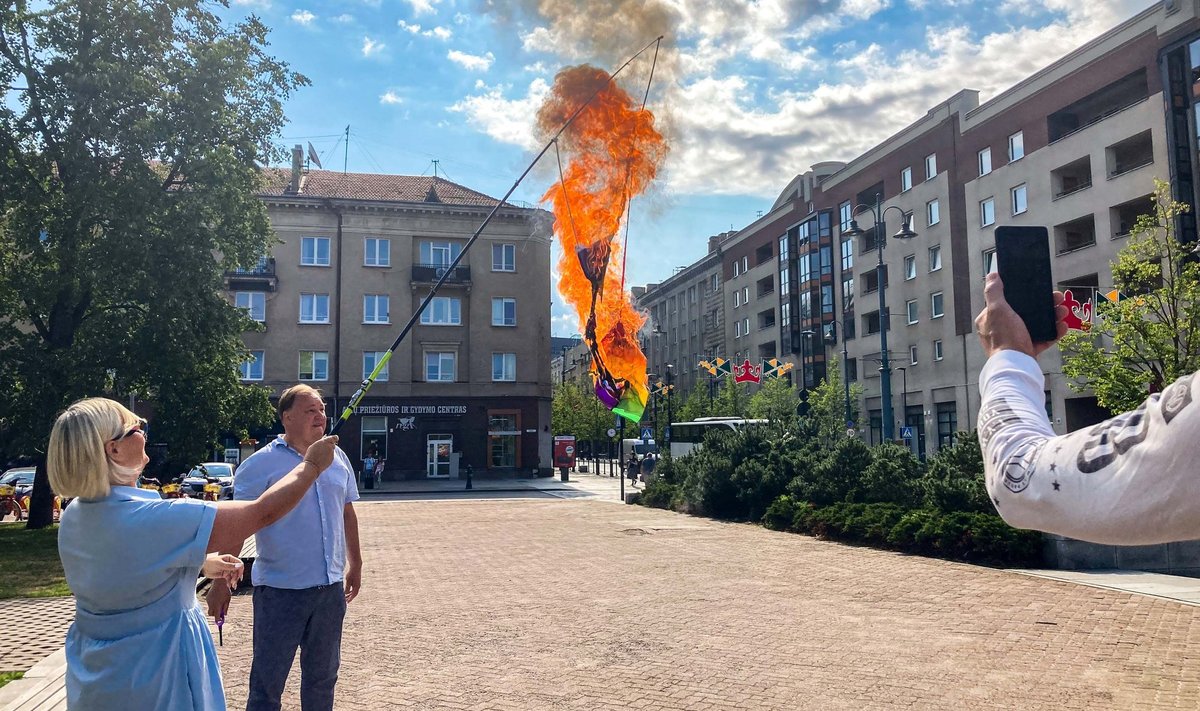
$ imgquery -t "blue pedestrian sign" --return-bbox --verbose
[641,427,653,442]
[901,426,914,440]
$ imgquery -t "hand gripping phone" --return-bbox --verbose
[994,225,1057,343]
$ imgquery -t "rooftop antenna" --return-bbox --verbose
[432,159,440,180]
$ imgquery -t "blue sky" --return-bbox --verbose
[221,0,1155,336]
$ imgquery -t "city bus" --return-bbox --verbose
[668,417,767,458]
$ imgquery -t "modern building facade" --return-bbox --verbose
[639,0,1200,466]
[228,150,554,478]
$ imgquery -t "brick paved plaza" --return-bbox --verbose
[213,498,1200,710]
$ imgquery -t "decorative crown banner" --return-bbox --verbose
[698,358,793,386]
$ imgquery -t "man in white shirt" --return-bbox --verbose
[976,272,1200,544]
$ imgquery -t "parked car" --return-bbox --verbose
[0,467,36,499]
[181,462,235,500]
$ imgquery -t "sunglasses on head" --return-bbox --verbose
[112,417,148,442]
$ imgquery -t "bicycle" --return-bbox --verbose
[0,483,26,521]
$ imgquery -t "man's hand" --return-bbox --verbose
[206,580,232,622]
[975,273,1068,358]
[344,563,361,604]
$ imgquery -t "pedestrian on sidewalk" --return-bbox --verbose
[362,450,377,490]
[976,272,1200,544]
[48,397,339,711]
[207,384,362,711]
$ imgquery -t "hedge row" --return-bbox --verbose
[761,495,1043,567]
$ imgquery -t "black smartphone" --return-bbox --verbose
[994,225,1057,343]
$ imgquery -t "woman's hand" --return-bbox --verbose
[303,435,339,472]
[202,553,244,589]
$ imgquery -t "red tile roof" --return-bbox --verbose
[259,168,507,207]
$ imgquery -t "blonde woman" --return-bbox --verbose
[48,397,338,710]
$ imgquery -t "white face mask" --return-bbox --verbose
[109,460,144,485]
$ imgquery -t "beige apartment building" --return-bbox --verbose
[227,152,554,478]
[641,0,1200,465]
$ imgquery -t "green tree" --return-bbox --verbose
[0,0,306,526]
[1060,180,1200,413]
[748,375,798,428]
[711,378,750,418]
[807,355,863,446]
[675,379,712,424]
[921,430,991,514]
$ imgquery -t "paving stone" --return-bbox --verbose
[211,499,1200,710]
[0,598,73,673]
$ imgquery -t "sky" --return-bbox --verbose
[221,0,1157,337]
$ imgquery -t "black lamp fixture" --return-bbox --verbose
[841,195,918,441]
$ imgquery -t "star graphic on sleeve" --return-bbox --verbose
[993,497,1001,507]
[1052,480,1061,491]
[1049,463,1057,472]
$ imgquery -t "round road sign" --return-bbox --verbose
[607,428,617,437]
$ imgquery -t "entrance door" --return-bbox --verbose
[426,434,452,478]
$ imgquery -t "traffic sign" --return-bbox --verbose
[606,428,617,438]
[901,426,914,440]
[641,427,653,442]
[846,428,856,438]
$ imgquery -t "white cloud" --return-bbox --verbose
[448,50,495,72]
[290,9,316,25]
[361,36,386,58]
[407,0,441,16]
[447,79,550,151]
[523,61,548,74]
[380,91,403,105]
[398,20,451,40]
[332,13,355,23]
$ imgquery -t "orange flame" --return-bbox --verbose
[539,65,668,412]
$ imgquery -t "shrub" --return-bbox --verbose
[640,476,677,510]
[921,431,992,514]
[854,443,923,507]
[788,437,868,506]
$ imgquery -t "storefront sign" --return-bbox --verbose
[353,404,467,416]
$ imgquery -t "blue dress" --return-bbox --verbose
[57,485,223,710]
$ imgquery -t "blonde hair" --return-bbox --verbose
[47,398,140,500]
[278,384,323,420]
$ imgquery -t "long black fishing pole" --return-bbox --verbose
[329,35,665,436]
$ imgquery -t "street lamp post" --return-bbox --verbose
[665,364,675,447]
[842,195,918,442]
[800,329,815,415]
[895,365,908,435]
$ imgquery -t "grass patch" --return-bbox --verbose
[0,671,24,689]
[0,523,70,600]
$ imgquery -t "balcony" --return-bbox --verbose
[1051,157,1092,200]
[1054,215,1097,256]
[225,257,277,292]
[1110,194,1154,239]
[1047,69,1149,143]
[412,263,472,285]
[1106,130,1153,179]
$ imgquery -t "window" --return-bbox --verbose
[425,352,456,382]
[778,235,789,262]
[743,286,749,304]
[937,403,958,448]
[924,153,937,180]
[983,249,997,275]
[863,310,881,336]
[906,299,918,324]
[839,201,853,232]
[799,253,813,282]
[841,277,854,311]
[301,236,330,266]
[298,351,328,381]
[421,296,461,325]
[421,241,462,266]
[800,292,812,319]
[980,197,995,227]
[934,339,944,361]
[926,199,940,226]
[735,319,742,338]
[239,350,264,381]
[299,293,329,323]
[733,259,741,277]
[909,345,918,365]
[821,285,833,314]
[1008,131,1025,161]
[1011,184,1028,215]
[492,353,516,381]
[363,294,389,324]
[901,167,913,192]
[743,317,750,335]
[492,243,516,272]
[364,237,390,267]
[733,290,741,308]
[929,245,942,272]
[780,302,791,327]
[363,351,390,381]
[978,147,992,176]
[846,357,858,382]
[904,255,916,281]
[742,256,748,273]
[491,298,516,326]
[840,238,854,271]
[779,268,790,296]
[488,412,519,468]
[235,292,265,322]
[931,291,945,318]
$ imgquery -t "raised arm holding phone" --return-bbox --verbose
[977,269,1200,545]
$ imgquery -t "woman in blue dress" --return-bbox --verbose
[47,397,339,710]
